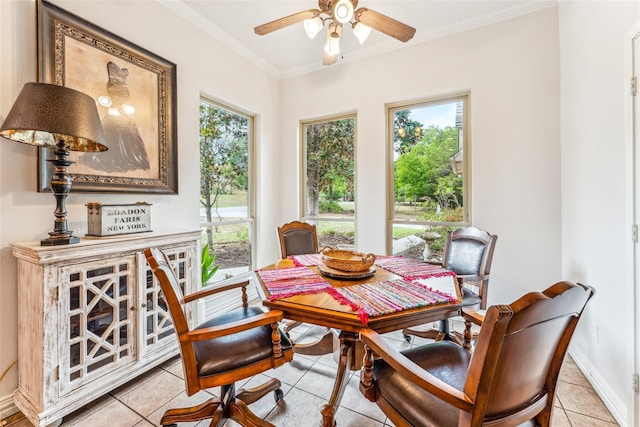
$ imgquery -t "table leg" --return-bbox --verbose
[320,331,357,427]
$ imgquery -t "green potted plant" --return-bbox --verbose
[201,243,219,286]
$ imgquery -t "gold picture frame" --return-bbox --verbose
[37,0,178,194]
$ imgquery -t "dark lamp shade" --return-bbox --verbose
[0,82,108,152]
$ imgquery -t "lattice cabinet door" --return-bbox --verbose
[140,245,194,356]
[59,256,136,395]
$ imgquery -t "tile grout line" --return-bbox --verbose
[564,408,620,425]
[111,367,187,427]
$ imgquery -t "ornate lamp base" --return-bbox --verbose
[41,142,80,246]
[41,235,80,246]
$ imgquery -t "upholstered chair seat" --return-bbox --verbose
[194,306,293,377]
[459,287,482,308]
[373,341,471,426]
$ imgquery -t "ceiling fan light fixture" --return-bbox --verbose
[304,16,324,39]
[253,0,416,66]
[324,34,341,56]
[352,21,372,44]
[333,0,354,24]
[324,23,341,56]
[330,24,341,38]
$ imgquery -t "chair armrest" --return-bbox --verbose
[183,279,250,303]
[461,308,484,326]
[456,274,489,284]
[359,328,473,412]
[181,309,284,342]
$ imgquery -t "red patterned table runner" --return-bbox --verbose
[375,256,456,281]
[289,253,321,266]
[257,266,332,300]
[329,279,458,325]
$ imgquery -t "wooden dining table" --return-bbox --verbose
[253,257,462,427]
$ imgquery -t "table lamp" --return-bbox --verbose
[0,82,108,246]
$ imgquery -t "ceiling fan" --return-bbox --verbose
[254,0,416,66]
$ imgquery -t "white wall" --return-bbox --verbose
[280,7,562,304]
[0,0,637,425]
[0,0,282,416]
[559,1,640,425]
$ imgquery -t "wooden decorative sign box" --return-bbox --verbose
[86,202,152,237]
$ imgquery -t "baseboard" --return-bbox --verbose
[0,393,19,423]
[569,346,628,427]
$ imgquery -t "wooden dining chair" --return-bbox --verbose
[144,247,293,427]
[360,281,594,427]
[403,226,497,343]
[276,220,320,336]
[277,220,319,259]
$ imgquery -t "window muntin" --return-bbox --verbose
[199,98,254,283]
[301,114,356,249]
[388,95,469,261]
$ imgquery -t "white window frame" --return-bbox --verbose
[300,112,358,245]
[199,95,257,318]
[386,93,471,255]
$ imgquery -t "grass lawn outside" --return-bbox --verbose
[209,193,248,208]
[203,196,444,244]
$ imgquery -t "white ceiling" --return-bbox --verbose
[161,0,555,79]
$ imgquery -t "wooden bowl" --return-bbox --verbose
[320,247,376,272]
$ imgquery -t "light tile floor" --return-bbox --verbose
[6,323,619,427]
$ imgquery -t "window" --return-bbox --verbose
[200,97,254,284]
[301,114,356,249]
[387,94,469,261]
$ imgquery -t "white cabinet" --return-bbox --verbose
[11,230,201,427]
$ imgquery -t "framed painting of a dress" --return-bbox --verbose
[37,0,178,194]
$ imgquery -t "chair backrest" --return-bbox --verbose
[277,220,318,258]
[464,281,594,425]
[143,247,190,336]
[145,247,205,393]
[443,226,497,308]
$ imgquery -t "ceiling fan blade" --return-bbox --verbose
[254,9,321,35]
[354,8,416,42]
